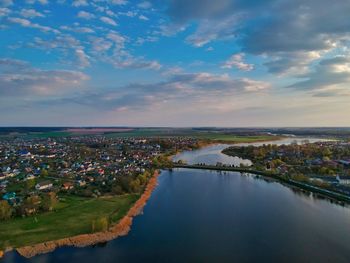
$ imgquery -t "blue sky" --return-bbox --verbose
[0,0,349,126]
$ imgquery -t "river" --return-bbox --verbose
[2,137,350,263]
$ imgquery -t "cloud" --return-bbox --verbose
[0,58,89,97]
[100,16,117,26]
[287,56,350,96]
[166,0,350,75]
[111,0,127,5]
[137,1,151,9]
[60,72,269,111]
[20,8,45,18]
[77,10,95,19]
[0,7,10,16]
[185,15,239,47]
[75,49,90,68]
[7,17,59,33]
[25,0,48,4]
[139,15,148,21]
[222,53,254,71]
[72,0,88,7]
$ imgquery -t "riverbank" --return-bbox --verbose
[173,164,350,204]
[1,170,160,259]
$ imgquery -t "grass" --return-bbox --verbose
[0,194,139,250]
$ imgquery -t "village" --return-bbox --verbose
[222,140,350,195]
[0,135,198,220]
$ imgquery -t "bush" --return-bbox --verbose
[0,200,12,221]
[91,216,109,232]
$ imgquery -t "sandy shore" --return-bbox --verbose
[14,170,160,259]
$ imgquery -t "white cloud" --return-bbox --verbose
[7,17,59,33]
[222,53,254,71]
[75,49,90,68]
[100,16,117,26]
[0,58,89,96]
[77,10,95,19]
[139,15,148,21]
[20,8,45,18]
[26,0,48,4]
[72,0,88,7]
[0,7,10,16]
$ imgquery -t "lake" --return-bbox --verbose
[3,137,350,263]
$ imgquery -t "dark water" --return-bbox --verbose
[3,169,350,263]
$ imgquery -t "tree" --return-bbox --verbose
[41,192,58,212]
[41,169,49,177]
[0,200,12,220]
[25,178,36,191]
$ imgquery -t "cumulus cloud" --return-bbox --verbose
[7,17,59,33]
[77,10,95,19]
[100,16,117,26]
[25,0,48,4]
[222,53,254,71]
[72,0,88,7]
[0,7,10,16]
[0,58,89,96]
[167,0,350,75]
[20,8,45,18]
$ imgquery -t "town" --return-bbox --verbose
[0,135,199,220]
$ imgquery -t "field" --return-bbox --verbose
[0,194,139,250]
[107,129,281,143]
[193,134,282,143]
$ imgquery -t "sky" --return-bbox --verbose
[0,0,349,127]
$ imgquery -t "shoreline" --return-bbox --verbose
[3,170,160,259]
[174,164,350,204]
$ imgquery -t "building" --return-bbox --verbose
[337,176,350,185]
[35,181,53,190]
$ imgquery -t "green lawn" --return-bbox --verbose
[0,194,139,249]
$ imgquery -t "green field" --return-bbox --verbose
[0,194,139,250]
[193,134,282,143]
[106,129,281,143]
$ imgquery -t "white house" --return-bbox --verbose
[35,181,53,190]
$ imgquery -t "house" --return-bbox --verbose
[2,192,16,201]
[62,182,74,190]
[337,176,350,185]
[76,180,86,187]
[25,174,35,181]
[35,181,53,190]
[338,160,350,166]
[0,173,5,181]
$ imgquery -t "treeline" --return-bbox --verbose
[0,192,57,221]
